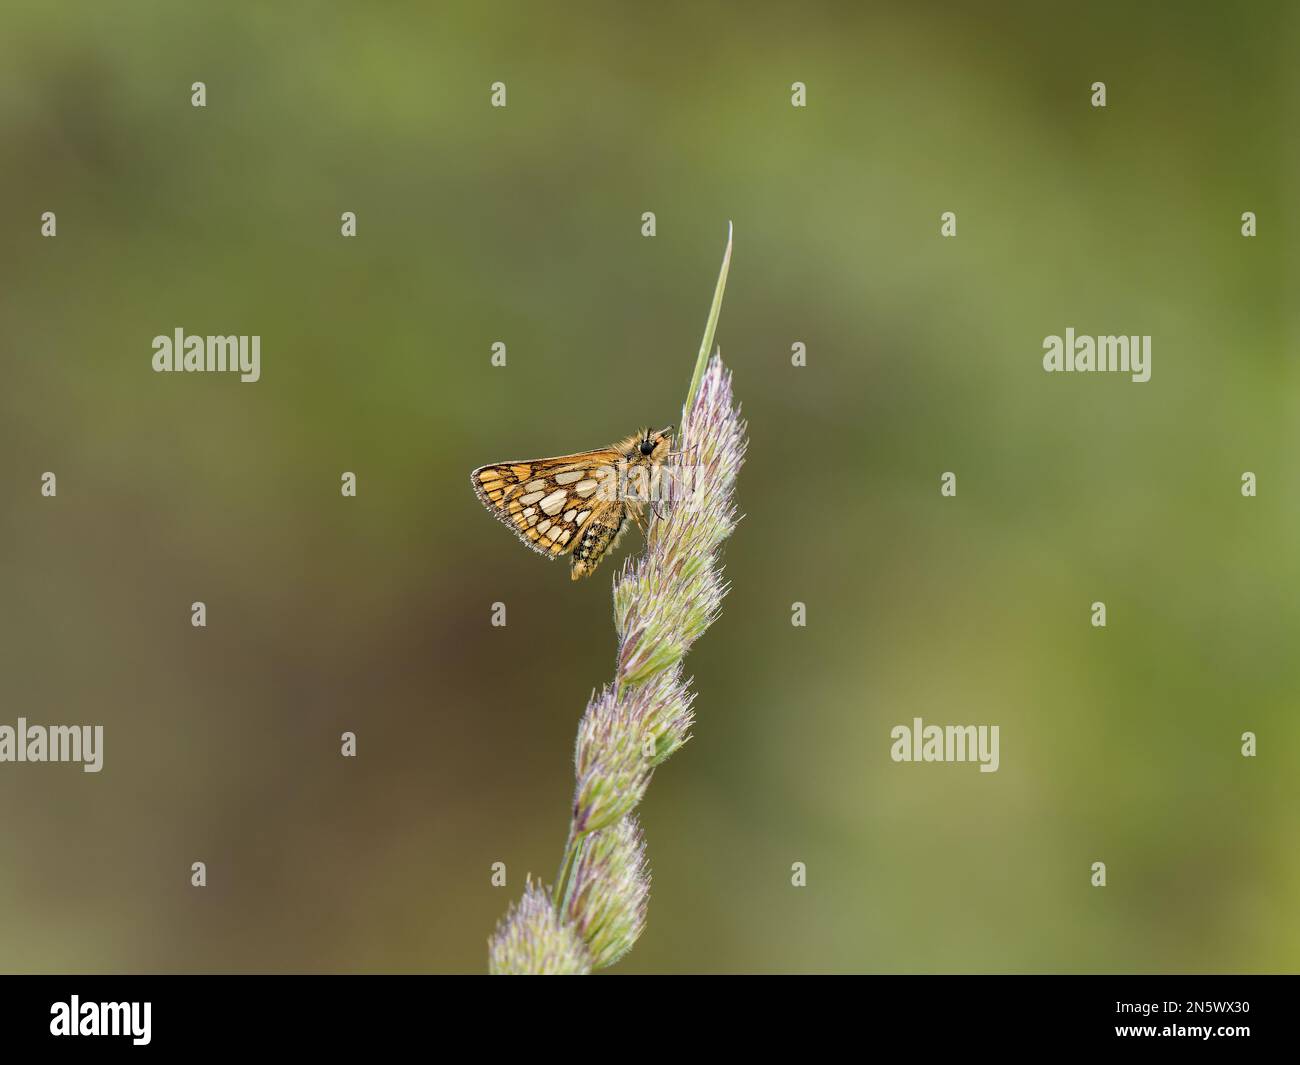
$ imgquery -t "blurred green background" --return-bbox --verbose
[1,1,1296,974]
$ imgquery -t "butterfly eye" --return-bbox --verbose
[639,439,655,456]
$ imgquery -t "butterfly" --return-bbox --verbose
[471,426,675,580]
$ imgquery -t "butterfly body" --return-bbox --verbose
[472,427,673,580]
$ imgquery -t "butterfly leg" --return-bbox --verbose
[628,504,648,537]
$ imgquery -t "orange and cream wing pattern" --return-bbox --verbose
[471,450,620,561]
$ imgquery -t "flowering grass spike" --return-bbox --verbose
[488,227,744,974]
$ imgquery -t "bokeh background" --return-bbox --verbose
[1,1,1297,974]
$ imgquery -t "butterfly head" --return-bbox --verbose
[638,425,673,459]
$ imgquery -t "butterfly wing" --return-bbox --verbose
[471,449,620,561]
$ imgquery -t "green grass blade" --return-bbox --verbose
[683,222,732,417]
